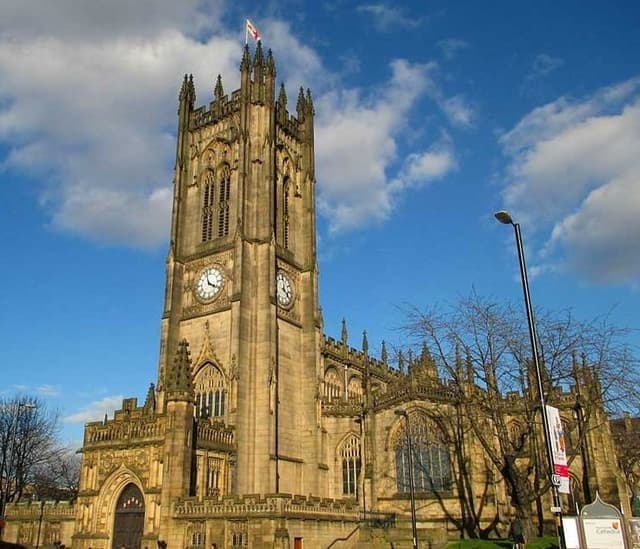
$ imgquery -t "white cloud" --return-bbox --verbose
[529,54,564,79]
[0,0,225,41]
[0,5,460,245]
[437,38,468,60]
[0,16,242,246]
[315,60,457,232]
[356,4,422,31]
[500,78,640,284]
[37,385,60,397]
[397,138,457,187]
[441,95,474,127]
[258,20,325,93]
[422,70,475,128]
[64,395,124,424]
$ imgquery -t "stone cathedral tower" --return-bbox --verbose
[64,45,360,549]
[157,40,323,498]
[6,40,630,549]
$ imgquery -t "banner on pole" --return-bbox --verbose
[546,404,570,494]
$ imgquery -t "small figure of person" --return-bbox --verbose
[509,518,525,549]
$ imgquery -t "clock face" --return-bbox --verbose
[196,267,224,302]
[276,270,293,308]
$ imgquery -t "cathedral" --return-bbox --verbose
[4,45,632,549]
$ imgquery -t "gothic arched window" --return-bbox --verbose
[282,178,290,249]
[508,420,528,453]
[217,165,231,237]
[324,369,341,402]
[194,363,226,419]
[201,170,215,242]
[206,456,223,497]
[340,434,361,496]
[394,414,451,493]
[347,377,363,404]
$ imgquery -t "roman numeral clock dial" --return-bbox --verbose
[195,266,224,302]
[276,270,294,308]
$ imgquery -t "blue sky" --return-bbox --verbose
[1,0,639,445]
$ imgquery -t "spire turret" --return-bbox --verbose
[214,74,224,100]
[179,74,195,109]
[253,40,264,67]
[341,318,348,346]
[277,83,288,124]
[465,349,474,383]
[266,48,276,78]
[454,343,462,380]
[278,83,287,108]
[398,350,405,375]
[362,330,369,355]
[240,44,251,73]
[305,88,314,115]
[143,383,156,414]
[296,87,306,120]
[381,340,388,364]
[253,40,264,86]
[165,339,193,400]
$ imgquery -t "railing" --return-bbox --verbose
[361,511,396,529]
[325,525,360,549]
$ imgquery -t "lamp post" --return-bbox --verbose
[1,402,36,538]
[35,499,45,549]
[573,399,592,504]
[494,210,566,549]
[395,409,418,549]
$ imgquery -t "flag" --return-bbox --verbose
[246,19,261,42]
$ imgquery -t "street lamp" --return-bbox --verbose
[1,402,36,535]
[494,210,566,549]
[395,409,418,549]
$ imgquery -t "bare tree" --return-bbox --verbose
[32,446,81,501]
[401,292,640,538]
[0,396,60,517]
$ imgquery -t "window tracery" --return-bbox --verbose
[217,164,231,237]
[283,178,290,249]
[194,363,226,418]
[347,377,363,403]
[324,369,341,402]
[394,413,451,493]
[201,170,215,242]
[340,434,361,496]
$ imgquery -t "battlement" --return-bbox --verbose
[6,500,76,519]
[322,335,397,379]
[197,420,235,451]
[174,493,359,521]
[84,417,165,446]
[322,400,363,417]
[190,90,241,130]
[373,382,459,409]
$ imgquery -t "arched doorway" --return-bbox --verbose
[112,483,145,549]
